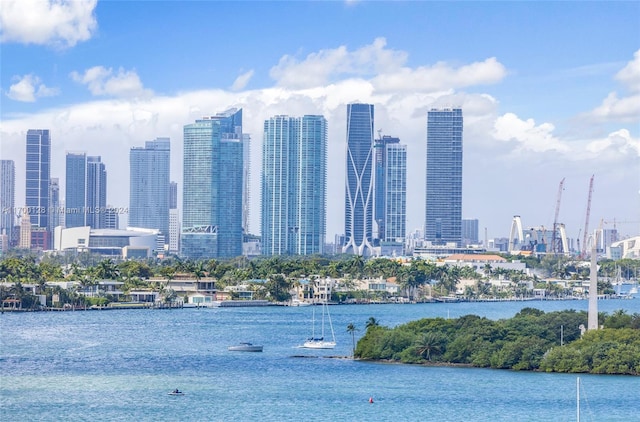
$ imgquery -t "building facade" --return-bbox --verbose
[129,138,170,241]
[65,153,107,229]
[374,135,406,253]
[182,108,244,259]
[261,115,327,255]
[25,129,51,238]
[343,103,375,256]
[0,160,15,242]
[462,218,479,246]
[49,177,61,230]
[424,108,463,246]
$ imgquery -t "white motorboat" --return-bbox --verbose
[301,302,336,349]
[227,342,263,352]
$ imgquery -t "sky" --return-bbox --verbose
[1,0,639,245]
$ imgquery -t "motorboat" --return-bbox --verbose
[168,389,184,396]
[227,342,263,352]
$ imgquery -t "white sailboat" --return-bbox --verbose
[301,302,336,349]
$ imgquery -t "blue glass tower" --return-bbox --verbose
[65,153,107,229]
[0,160,15,242]
[425,108,463,246]
[86,156,107,229]
[343,103,374,256]
[25,129,50,232]
[374,135,406,250]
[182,108,244,259]
[129,138,170,241]
[261,115,327,255]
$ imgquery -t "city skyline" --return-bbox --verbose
[1,1,638,242]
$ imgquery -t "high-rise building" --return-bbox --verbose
[169,181,178,210]
[104,205,119,229]
[25,130,51,237]
[374,135,407,253]
[129,138,170,241]
[65,152,86,228]
[49,177,61,229]
[86,156,107,229]
[0,160,15,241]
[182,108,244,259]
[343,103,375,256]
[169,208,180,253]
[462,218,479,246]
[261,115,327,255]
[425,108,463,246]
[65,153,108,229]
[242,133,251,235]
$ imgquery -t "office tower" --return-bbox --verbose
[462,218,479,246]
[129,138,170,240]
[65,152,86,228]
[182,108,244,259]
[86,156,107,229]
[242,133,251,235]
[261,115,327,256]
[104,205,119,229]
[19,216,31,249]
[65,153,108,229]
[374,135,407,251]
[425,108,463,246]
[25,129,51,234]
[343,103,375,256]
[169,181,178,210]
[49,178,60,229]
[169,208,180,253]
[0,160,15,241]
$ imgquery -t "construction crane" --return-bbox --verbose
[551,178,565,254]
[581,175,594,258]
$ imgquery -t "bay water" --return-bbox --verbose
[2,299,639,421]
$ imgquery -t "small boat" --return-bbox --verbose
[228,342,263,352]
[168,389,184,396]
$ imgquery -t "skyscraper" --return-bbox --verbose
[0,160,15,241]
[25,129,51,234]
[65,153,108,229]
[65,152,86,228]
[49,177,61,229]
[242,133,251,235]
[261,115,327,256]
[462,218,479,246]
[129,138,170,240]
[425,108,463,246]
[374,135,407,253]
[343,103,375,256]
[86,156,107,229]
[182,108,244,259]
[169,181,178,210]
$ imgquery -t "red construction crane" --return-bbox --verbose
[581,175,594,258]
[551,178,565,254]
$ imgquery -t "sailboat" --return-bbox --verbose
[301,302,336,349]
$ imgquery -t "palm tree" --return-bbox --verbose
[414,332,444,361]
[346,323,358,357]
[365,317,379,329]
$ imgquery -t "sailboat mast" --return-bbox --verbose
[576,377,580,422]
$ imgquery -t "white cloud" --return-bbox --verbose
[616,49,640,92]
[492,113,570,154]
[230,70,254,91]
[585,50,640,123]
[70,66,153,98]
[0,0,97,48]
[585,129,640,158]
[270,37,407,89]
[6,74,59,102]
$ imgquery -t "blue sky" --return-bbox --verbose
[1,0,639,243]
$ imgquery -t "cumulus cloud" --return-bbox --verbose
[0,0,97,48]
[585,129,640,158]
[230,70,254,91]
[492,113,570,153]
[6,74,59,102]
[70,66,153,98]
[585,50,640,123]
[270,37,407,89]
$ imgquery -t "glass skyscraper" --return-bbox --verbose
[25,129,51,233]
[425,108,463,246]
[182,108,244,259]
[65,153,107,229]
[129,138,170,241]
[343,103,374,256]
[261,115,327,256]
[374,135,407,251]
[0,160,15,241]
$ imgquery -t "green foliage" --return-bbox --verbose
[355,309,639,375]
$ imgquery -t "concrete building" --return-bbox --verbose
[0,160,15,242]
[25,129,51,245]
[54,226,159,258]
